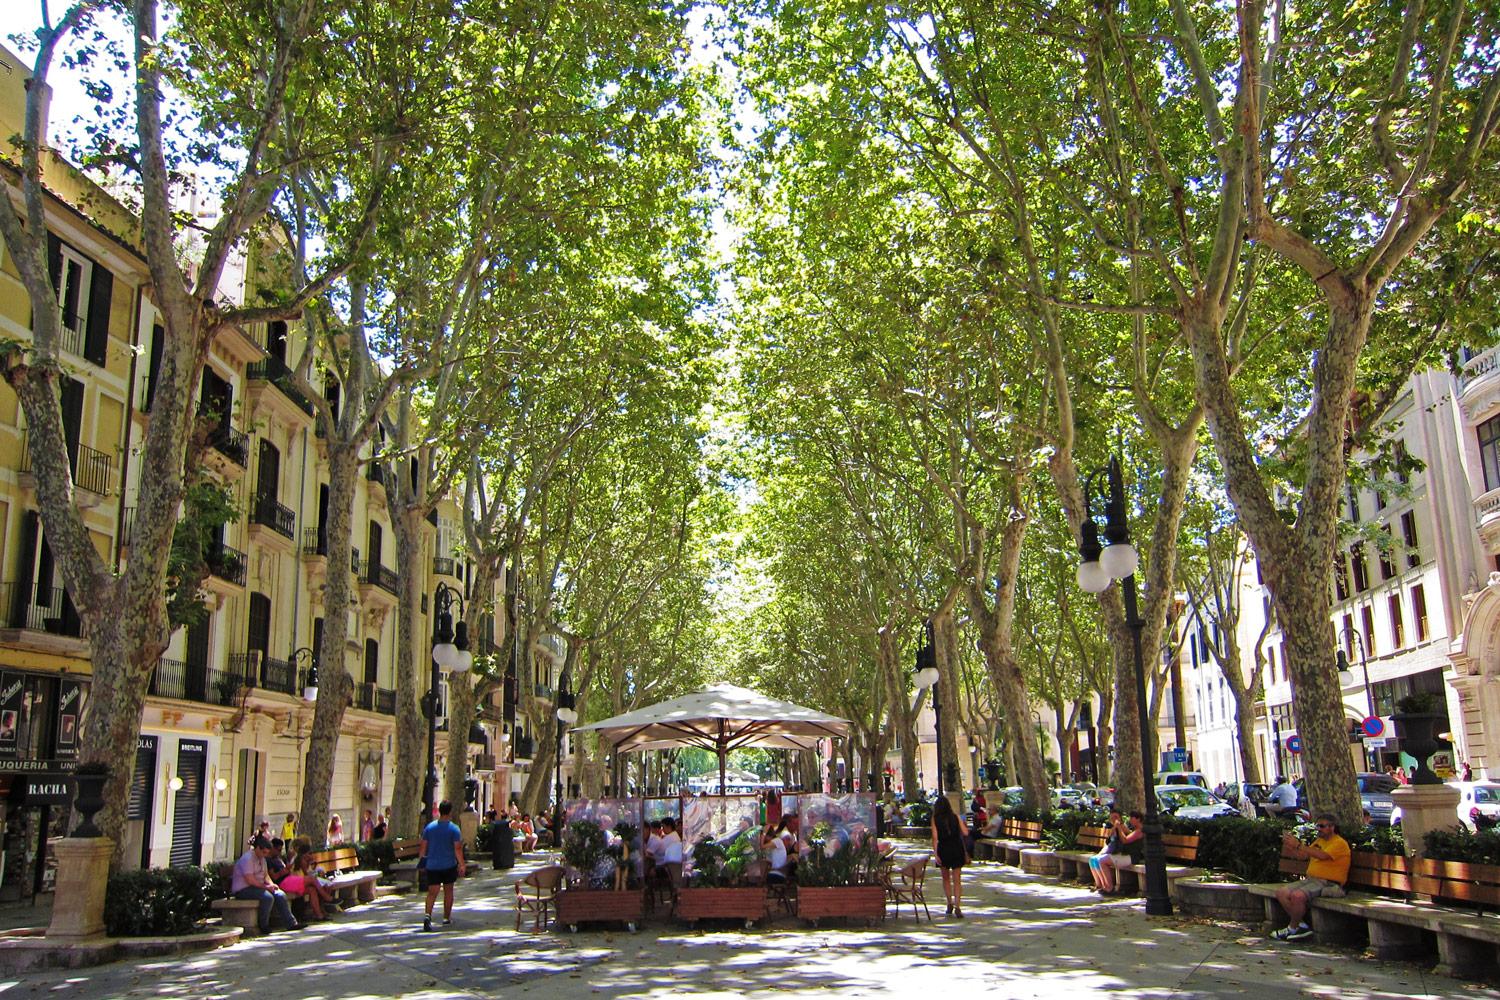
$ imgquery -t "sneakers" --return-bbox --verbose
[443,917,452,925]
[422,916,433,932]
[1271,923,1312,941]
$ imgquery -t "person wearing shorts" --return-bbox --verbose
[420,800,466,932]
[1272,814,1350,941]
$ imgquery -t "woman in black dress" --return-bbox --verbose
[930,796,970,917]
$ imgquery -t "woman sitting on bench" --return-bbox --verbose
[280,850,339,919]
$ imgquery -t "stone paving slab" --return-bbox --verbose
[1,847,1492,999]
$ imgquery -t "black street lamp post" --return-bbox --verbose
[1076,455,1172,917]
[554,676,576,845]
[425,582,472,822]
[913,620,942,796]
[1337,627,1376,768]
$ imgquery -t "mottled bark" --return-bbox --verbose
[930,607,962,806]
[390,505,427,838]
[878,629,920,797]
[298,440,359,842]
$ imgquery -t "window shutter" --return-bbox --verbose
[46,232,61,291]
[84,260,112,366]
[10,512,38,628]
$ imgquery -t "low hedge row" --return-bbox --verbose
[104,865,225,937]
[1424,826,1500,865]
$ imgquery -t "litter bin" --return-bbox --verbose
[492,820,514,869]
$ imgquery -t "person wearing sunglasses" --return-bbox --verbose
[1271,815,1351,941]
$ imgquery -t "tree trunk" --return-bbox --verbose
[298,440,359,842]
[877,629,920,796]
[441,561,496,807]
[931,608,962,803]
[519,713,557,816]
[390,504,428,838]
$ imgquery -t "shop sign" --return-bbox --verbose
[20,773,72,806]
[55,679,83,760]
[0,758,77,774]
[0,671,22,758]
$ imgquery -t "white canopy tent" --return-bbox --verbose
[571,683,852,794]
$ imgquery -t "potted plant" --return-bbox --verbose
[795,822,886,926]
[556,819,645,932]
[72,761,110,837]
[675,834,768,927]
[1393,692,1450,785]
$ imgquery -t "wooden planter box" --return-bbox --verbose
[675,887,768,927]
[555,887,645,932]
[797,885,886,927]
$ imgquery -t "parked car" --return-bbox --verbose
[1294,773,1397,826]
[1154,771,1209,789]
[1453,781,1500,831]
[1154,785,1238,820]
[1052,786,1090,809]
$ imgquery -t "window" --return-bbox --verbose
[1362,605,1376,657]
[1334,556,1350,600]
[1371,466,1385,511]
[1266,645,1277,684]
[1347,485,1362,523]
[1480,414,1500,492]
[1394,441,1411,485]
[1401,511,1420,568]
[1378,526,1395,580]
[1342,613,1355,658]
[1350,544,1369,592]
[364,638,379,685]
[1388,593,1404,649]
[1412,584,1429,642]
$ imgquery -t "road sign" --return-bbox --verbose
[1362,716,1385,738]
[1363,737,1388,750]
[1286,735,1303,754]
[1170,748,1188,764]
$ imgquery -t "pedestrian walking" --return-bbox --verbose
[931,795,970,918]
[420,800,466,932]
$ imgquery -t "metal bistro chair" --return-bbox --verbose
[885,853,932,922]
[514,864,565,932]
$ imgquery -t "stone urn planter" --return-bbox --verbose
[797,885,886,927]
[71,765,111,837]
[1173,878,1263,924]
[675,887,768,928]
[555,887,645,932]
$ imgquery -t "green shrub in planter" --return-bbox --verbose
[1347,823,1405,856]
[1042,807,1109,850]
[355,838,396,872]
[1163,816,1293,883]
[1424,826,1500,866]
[474,822,492,854]
[906,803,932,827]
[104,865,225,937]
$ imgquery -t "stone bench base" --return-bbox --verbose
[1054,851,1096,883]
[1116,862,1201,899]
[210,897,296,935]
[1020,848,1059,876]
[1246,884,1500,981]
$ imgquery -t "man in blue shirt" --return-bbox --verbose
[420,799,466,931]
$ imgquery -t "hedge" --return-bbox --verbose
[103,865,225,937]
[1424,826,1500,865]
[354,837,396,872]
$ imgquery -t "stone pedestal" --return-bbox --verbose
[1391,783,1461,858]
[46,838,113,939]
[459,809,479,849]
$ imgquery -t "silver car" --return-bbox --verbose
[1154,785,1238,820]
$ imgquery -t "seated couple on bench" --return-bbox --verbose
[233,836,306,934]
[1087,810,1144,894]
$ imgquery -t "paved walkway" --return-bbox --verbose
[1,846,1489,999]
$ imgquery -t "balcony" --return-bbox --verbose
[302,526,327,558]
[376,687,395,714]
[1477,487,1500,552]
[121,506,135,548]
[366,463,388,508]
[20,433,115,504]
[249,494,296,551]
[1460,346,1500,424]
[0,584,85,655]
[432,556,459,579]
[246,356,315,426]
[207,423,249,474]
[148,657,245,707]
[206,541,247,591]
[358,558,399,600]
[235,652,299,697]
[475,753,497,772]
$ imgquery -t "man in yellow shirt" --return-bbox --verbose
[1272,814,1351,941]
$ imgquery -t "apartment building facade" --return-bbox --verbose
[0,46,515,899]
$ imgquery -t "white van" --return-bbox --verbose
[1452,781,1500,831]
[1154,771,1208,789]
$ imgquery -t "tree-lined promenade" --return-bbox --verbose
[1,0,1495,864]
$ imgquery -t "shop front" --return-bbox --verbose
[0,669,87,901]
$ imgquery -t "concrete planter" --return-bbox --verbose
[1019,848,1060,875]
[1174,878,1262,923]
[556,888,645,932]
[797,885,886,926]
[675,887,769,927]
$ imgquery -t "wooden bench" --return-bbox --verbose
[209,862,297,936]
[1054,825,1111,883]
[304,846,382,906]
[1115,833,1203,898]
[1247,848,1500,980]
[991,818,1044,867]
[388,835,481,887]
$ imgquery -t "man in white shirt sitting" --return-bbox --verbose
[1265,776,1299,818]
[658,817,684,887]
